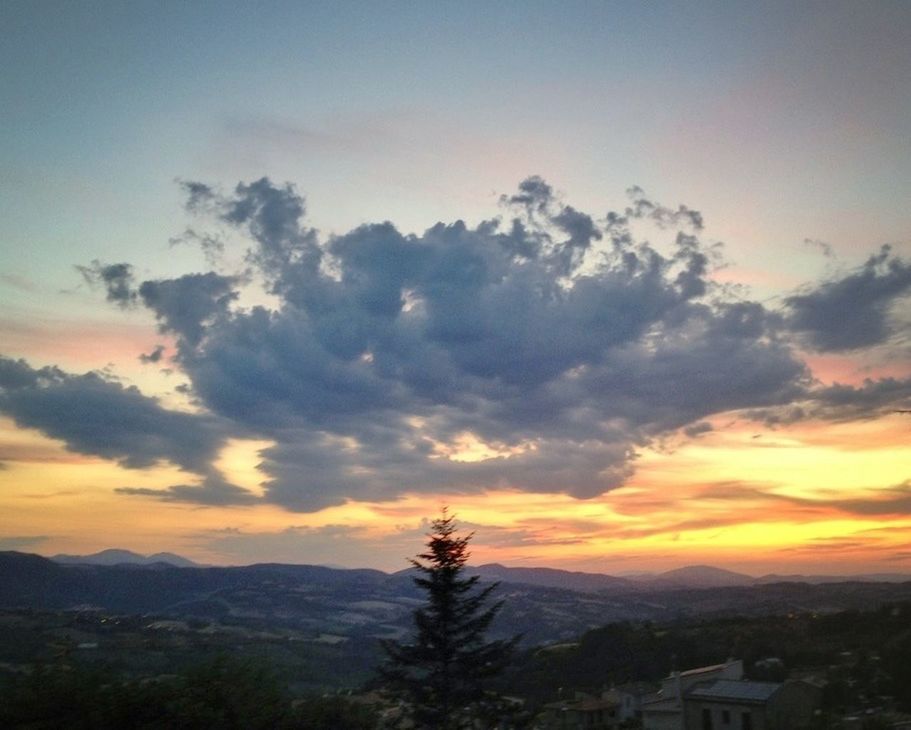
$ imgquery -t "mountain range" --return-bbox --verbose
[0,550,907,652]
[473,562,911,591]
[45,550,911,588]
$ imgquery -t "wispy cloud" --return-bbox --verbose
[0,535,49,551]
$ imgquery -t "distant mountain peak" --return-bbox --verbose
[661,565,752,578]
[50,549,198,568]
[646,565,754,588]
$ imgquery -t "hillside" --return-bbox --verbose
[4,551,911,650]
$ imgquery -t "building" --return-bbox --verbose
[643,660,744,730]
[684,679,822,730]
[603,682,659,723]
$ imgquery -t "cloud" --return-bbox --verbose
[777,538,871,555]
[683,421,713,438]
[180,180,217,213]
[803,238,835,259]
[169,228,226,267]
[194,517,589,568]
[195,523,416,567]
[785,245,911,351]
[501,175,554,215]
[9,176,911,513]
[139,345,166,364]
[811,377,911,419]
[695,482,782,502]
[141,178,818,510]
[76,260,138,307]
[139,272,239,350]
[812,480,911,517]
[624,185,704,231]
[0,273,37,292]
[696,480,911,519]
[749,374,911,424]
[116,475,258,507]
[0,535,48,551]
[0,356,252,505]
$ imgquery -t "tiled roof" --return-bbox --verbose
[687,680,781,703]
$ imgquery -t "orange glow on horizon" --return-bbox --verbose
[1,409,908,574]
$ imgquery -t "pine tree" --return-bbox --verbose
[379,510,519,729]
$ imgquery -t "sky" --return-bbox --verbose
[1,0,910,575]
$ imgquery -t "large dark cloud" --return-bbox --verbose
[127,177,813,510]
[7,177,909,511]
[785,245,911,351]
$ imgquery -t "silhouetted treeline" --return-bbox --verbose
[0,656,377,730]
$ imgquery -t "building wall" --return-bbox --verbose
[683,702,765,730]
[607,690,641,722]
[767,682,823,730]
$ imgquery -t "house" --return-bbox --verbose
[603,682,659,723]
[642,660,744,730]
[684,678,822,730]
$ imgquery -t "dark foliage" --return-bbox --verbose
[0,655,378,729]
[293,695,379,729]
[379,511,519,729]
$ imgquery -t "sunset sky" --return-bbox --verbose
[1,1,910,575]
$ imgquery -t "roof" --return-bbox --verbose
[687,680,782,704]
[680,662,728,677]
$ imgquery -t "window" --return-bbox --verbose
[703,708,714,730]
[741,711,753,730]
[723,710,731,724]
